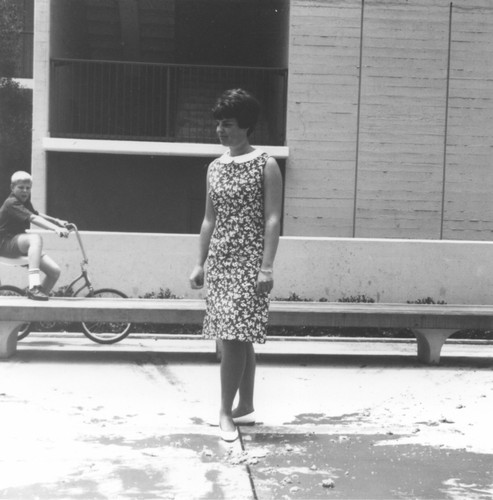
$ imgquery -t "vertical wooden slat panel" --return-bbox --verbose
[284,0,361,236]
[356,0,450,239]
[442,0,493,240]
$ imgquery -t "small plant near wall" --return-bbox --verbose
[139,287,183,300]
[274,291,312,302]
[274,293,377,303]
[274,292,330,302]
[337,294,375,303]
[407,297,447,305]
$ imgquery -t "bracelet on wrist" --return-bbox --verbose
[260,268,273,274]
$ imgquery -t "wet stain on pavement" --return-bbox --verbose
[242,432,493,499]
[286,412,367,425]
[117,467,169,499]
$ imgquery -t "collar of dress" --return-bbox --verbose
[217,149,264,164]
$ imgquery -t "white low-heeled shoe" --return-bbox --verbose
[232,411,256,426]
[219,424,239,442]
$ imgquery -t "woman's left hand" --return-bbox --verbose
[256,269,274,295]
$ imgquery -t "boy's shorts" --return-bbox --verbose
[0,235,24,258]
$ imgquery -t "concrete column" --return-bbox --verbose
[31,0,51,213]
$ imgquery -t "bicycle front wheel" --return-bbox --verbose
[0,285,32,340]
[79,288,132,344]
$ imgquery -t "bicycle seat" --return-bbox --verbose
[0,256,29,267]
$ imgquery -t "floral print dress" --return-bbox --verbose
[203,149,269,344]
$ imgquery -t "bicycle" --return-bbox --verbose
[0,223,132,344]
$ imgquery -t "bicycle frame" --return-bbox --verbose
[1,222,132,344]
[62,224,95,297]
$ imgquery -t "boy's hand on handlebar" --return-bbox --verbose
[55,226,70,238]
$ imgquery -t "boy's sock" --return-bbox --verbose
[28,268,41,289]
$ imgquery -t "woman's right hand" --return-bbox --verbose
[189,265,205,289]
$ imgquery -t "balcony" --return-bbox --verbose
[50,58,287,146]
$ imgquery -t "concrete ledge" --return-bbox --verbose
[1,233,493,304]
[42,137,290,158]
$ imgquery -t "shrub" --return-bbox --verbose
[407,297,446,305]
[139,287,182,300]
[338,294,375,303]
[0,78,32,193]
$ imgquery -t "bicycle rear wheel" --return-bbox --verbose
[0,285,32,340]
[78,288,132,344]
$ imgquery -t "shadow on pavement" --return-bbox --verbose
[11,346,493,369]
[12,348,218,365]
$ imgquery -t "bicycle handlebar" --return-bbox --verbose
[63,223,89,265]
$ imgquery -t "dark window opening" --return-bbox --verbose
[47,152,285,234]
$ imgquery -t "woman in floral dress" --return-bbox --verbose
[190,89,283,442]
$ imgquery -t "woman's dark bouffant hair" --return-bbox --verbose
[212,88,260,136]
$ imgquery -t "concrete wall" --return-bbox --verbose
[31,0,493,241]
[1,233,493,305]
[284,0,493,240]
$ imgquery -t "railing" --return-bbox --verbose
[50,59,287,145]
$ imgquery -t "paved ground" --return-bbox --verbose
[0,333,492,499]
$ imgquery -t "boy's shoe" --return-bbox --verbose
[27,286,49,301]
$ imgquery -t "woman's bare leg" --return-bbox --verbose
[219,339,247,431]
[233,342,256,418]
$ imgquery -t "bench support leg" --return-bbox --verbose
[412,329,457,365]
[0,321,23,359]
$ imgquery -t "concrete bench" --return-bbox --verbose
[1,297,491,364]
[0,297,204,359]
[268,301,493,364]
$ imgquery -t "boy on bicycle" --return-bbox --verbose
[0,171,69,300]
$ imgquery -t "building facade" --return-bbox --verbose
[31,0,493,239]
